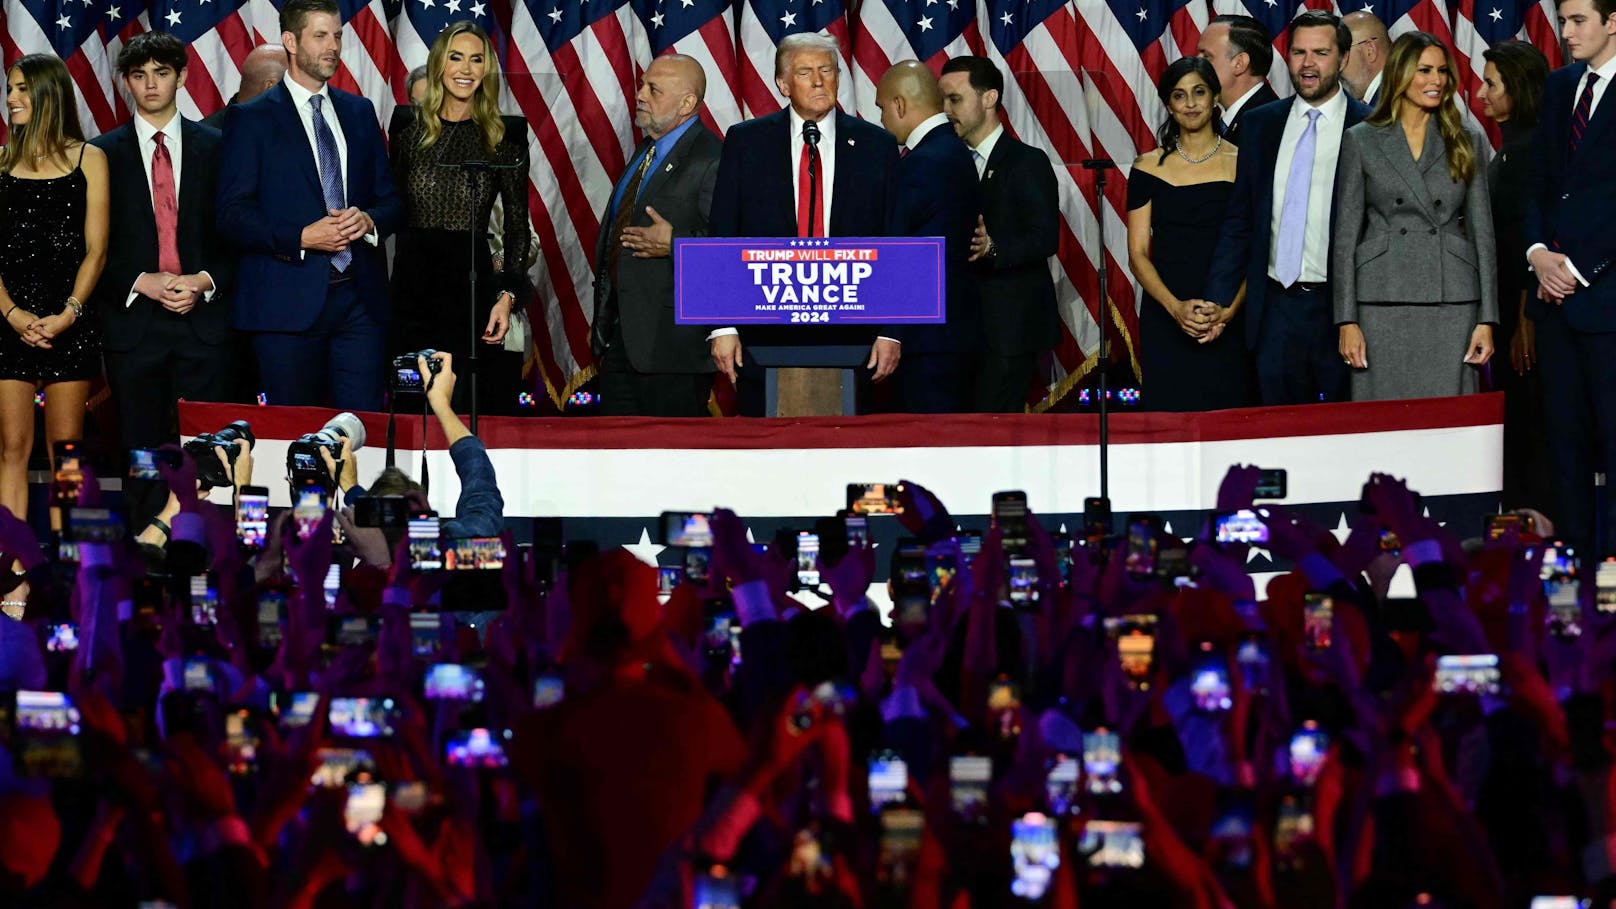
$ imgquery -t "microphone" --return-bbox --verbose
[803,120,820,148]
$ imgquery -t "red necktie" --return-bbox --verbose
[152,131,181,276]
[797,143,824,238]
[1571,72,1600,156]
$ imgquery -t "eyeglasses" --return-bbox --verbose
[1352,36,1381,48]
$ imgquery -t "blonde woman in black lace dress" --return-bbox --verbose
[389,21,531,414]
[0,55,108,518]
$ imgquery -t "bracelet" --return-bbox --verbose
[64,296,83,319]
[145,517,171,540]
[3,304,15,321]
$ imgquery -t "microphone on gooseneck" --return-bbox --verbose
[803,120,821,148]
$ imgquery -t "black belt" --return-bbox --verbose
[1268,278,1328,295]
[328,269,353,286]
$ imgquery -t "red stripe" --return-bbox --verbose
[66,53,117,133]
[178,393,1505,451]
[1525,11,1562,67]
[1067,14,1156,154]
[851,18,895,90]
[183,47,228,116]
[349,6,395,84]
[218,13,255,70]
[551,41,632,186]
[692,17,742,132]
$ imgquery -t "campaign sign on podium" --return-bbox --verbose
[672,237,946,325]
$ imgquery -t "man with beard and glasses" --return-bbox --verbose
[216,0,400,411]
[1204,9,1372,405]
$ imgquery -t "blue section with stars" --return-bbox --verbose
[748,0,846,47]
[1103,0,1196,53]
[19,0,133,58]
[877,0,974,60]
[525,0,631,54]
[404,0,498,49]
[987,0,1070,57]
[1336,0,1424,27]
[147,0,251,43]
[629,0,732,53]
[1234,0,1308,54]
[1471,0,1531,44]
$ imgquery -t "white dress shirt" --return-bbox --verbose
[127,111,215,307]
[905,112,952,153]
[1361,70,1384,106]
[1269,88,1349,284]
[1223,82,1268,126]
[1525,53,1616,285]
[971,123,1004,179]
[281,75,378,256]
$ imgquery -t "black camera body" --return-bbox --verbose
[184,420,255,489]
[286,413,366,487]
[391,350,442,395]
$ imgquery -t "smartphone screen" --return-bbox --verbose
[66,507,123,543]
[877,808,924,886]
[182,658,215,694]
[445,728,509,768]
[949,755,993,822]
[1190,646,1232,712]
[1236,633,1269,696]
[691,867,742,909]
[1008,557,1039,605]
[190,575,218,626]
[1045,755,1080,816]
[327,615,378,648]
[845,515,869,545]
[344,782,386,844]
[328,697,398,738]
[1254,468,1287,499]
[277,691,320,730]
[424,663,485,701]
[869,750,909,812]
[1083,728,1122,795]
[1010,812,1060,901]
[659,511,713,547]
[410,611,442,657]
[1083,496,1111,543]
[293,485,326,542]
[1303,594,1333,650]
[1079,820,1145,869]
[237,486,269,550]
[224,710,259,775]
[45,623,79,653]
[52,442,83,533]
[257,593,285,648]
[992,490,1029,556]
[533,672,565,709]
[322,564,341,610]
[129,448,161,480]
[1215,509,1268,545]
[1124,518,1159,577]
[796,532,821,587]
[847,483,903,516]
[310,747,376,788]
[408,515,443,571]
[14,690,84,778]
[1597,558,1616,614]
[1104,614,1156,689]
[446,537,506,571]
[1434,654,1501,696]
[1288,721,1328,786]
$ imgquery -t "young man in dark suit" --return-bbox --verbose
[591,54,721,417]
[1197,15,1279,144]
[708,33,900,413]
[1204,10,1372,405]
[939,56,1059,413]
[1524,0,1616,551]
[874,61,983,414]
[216,0,400,411]
[93,32,235,523]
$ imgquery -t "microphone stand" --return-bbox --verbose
[1082,157,1116,507]
[436,159,523,435]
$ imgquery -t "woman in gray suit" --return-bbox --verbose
[1334,31,1497,401]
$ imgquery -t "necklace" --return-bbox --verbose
[1174,135,1222,165]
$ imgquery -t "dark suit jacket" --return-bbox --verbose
[216,83,401,333]
[1223,83,1279,145]
[1525,62,1616,332]
[91,118,235,351]
[973,132,1059,356]
[887,123,982,355]
[1204,93,1373,347]
[592,122,721,374]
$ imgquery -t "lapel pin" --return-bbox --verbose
[664,163,673,172]
[986,169,994,179]
[847,138,855,146]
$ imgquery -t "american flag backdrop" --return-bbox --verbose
[1,0,1569,411]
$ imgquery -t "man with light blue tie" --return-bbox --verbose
[1204,10,1372,405]
[217,0,400,411]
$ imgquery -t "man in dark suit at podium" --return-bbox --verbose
[940,56,1058,412]
[875,61,982,414]
[708,33,900,414]
[591,54,721,417]
[93,32,235,522]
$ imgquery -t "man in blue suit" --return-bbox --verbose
[708,33,900,414]
[874,61,982,413]
[217,0,401,411]
[1204,10,1372,405]
[1524,0,1616,552]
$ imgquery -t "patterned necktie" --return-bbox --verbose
[972,148,986,180]
[308,94,351,272]
[1275,108,1322,288]
[606,140,656,281]
[1571,72,1600,156]
[151,131,182,276]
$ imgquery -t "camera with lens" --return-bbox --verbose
[391,350,442,395]
[183,420,255,489]
[286,412,366,487]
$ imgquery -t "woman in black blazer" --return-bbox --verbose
[1480,39,1551,508]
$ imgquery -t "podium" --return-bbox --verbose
[750,344,868,417]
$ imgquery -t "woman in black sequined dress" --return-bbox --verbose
[389,21,531,414]
[0,54,109,518]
